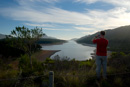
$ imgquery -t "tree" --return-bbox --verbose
[7,26,44,68]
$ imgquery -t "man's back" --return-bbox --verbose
[93,38,108,56]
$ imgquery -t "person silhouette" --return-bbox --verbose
[92,31,108,80]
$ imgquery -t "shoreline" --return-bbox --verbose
[35,50,60,61]
[40,41,67,46]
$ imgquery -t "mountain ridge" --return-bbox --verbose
[76,25,130,52]
[0,34,6,39]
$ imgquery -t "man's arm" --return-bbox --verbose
[92,37,97,44]
[92,37,97,41]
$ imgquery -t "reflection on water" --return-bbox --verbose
[42,40,96,60]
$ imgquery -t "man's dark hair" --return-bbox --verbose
[100,31,105,36]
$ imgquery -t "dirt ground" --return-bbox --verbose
[34,50,60,61]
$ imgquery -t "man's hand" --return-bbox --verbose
[95,35,100,38]
[92,36,97,41]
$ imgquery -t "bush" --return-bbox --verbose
[12,54,47,87]
[111,52,126,59]
[0,39,25,58]
[0,70,18,87]
[18,54,45,77]
[114,77,123,87]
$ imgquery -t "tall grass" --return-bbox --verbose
[0,52,130,87]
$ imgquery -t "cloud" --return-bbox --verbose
[87,7,130,29]
[103,0,130,10]
[82,31,97,35]
[75,0,98,4]
[16,0,59,4]
[76,0,130,10]
[74,27,96,31]
[44,28,74,31]
[40,0,59,3]
[25,23,55,27]
[0,6,92,25]
[0,0,130,34]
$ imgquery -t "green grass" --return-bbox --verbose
[0,52,130,87]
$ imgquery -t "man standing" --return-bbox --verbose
[92,31,108,80]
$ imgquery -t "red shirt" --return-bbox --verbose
[93,38,108,56]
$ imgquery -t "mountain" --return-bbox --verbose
[0,33,66,45]
[71,38,78,41]
[76,25,130,52]
[42,34,56,39]
[0,34,6,39]
[0,33,57,39]
[36,35,66,44]
[37,34,67,44]
[37,38,67,45]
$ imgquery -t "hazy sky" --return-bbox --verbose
[0,0,130,40]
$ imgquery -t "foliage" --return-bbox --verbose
[111,52,126,58]
[114,77,122,87]
[1,51,130,87]
[41,54,130,87]
[0,59,19,87]
[80,59,95,67]
[0,39,24,58]
[107,53,130,75]
[10,54,46,87]
[0,70,18,87]
[44,58,54,64]
[18,54,45,77]
[7,26,44,67]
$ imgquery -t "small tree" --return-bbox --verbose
[7,26,44,68]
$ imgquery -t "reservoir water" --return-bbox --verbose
[42,40,96,60]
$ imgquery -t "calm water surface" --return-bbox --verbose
[42,40,96,60]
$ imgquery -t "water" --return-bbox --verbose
[42,40,96,60]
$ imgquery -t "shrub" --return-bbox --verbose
[114,77,122,87]
[0,70,18,87]
[18,54,45,77]
[111,52,126,59]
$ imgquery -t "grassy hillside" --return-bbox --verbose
[76,25,130,52]
[0,52,130,87]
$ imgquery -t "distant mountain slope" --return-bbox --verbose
[0,34,6,39]
[0,33,66,44]
[37,38,66,44]
[38,35,67,44]
[76,25,130,52]
[42,34,57,39]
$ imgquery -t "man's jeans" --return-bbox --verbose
[96,55,107,78]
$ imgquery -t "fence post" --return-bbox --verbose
[49,71,54,87]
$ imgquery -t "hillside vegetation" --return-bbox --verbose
[0,38,66,58]
[37,38,67,45]
[0,51,130,87]
[76,25,130,52]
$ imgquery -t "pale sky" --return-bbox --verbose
[0,0,130,40]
